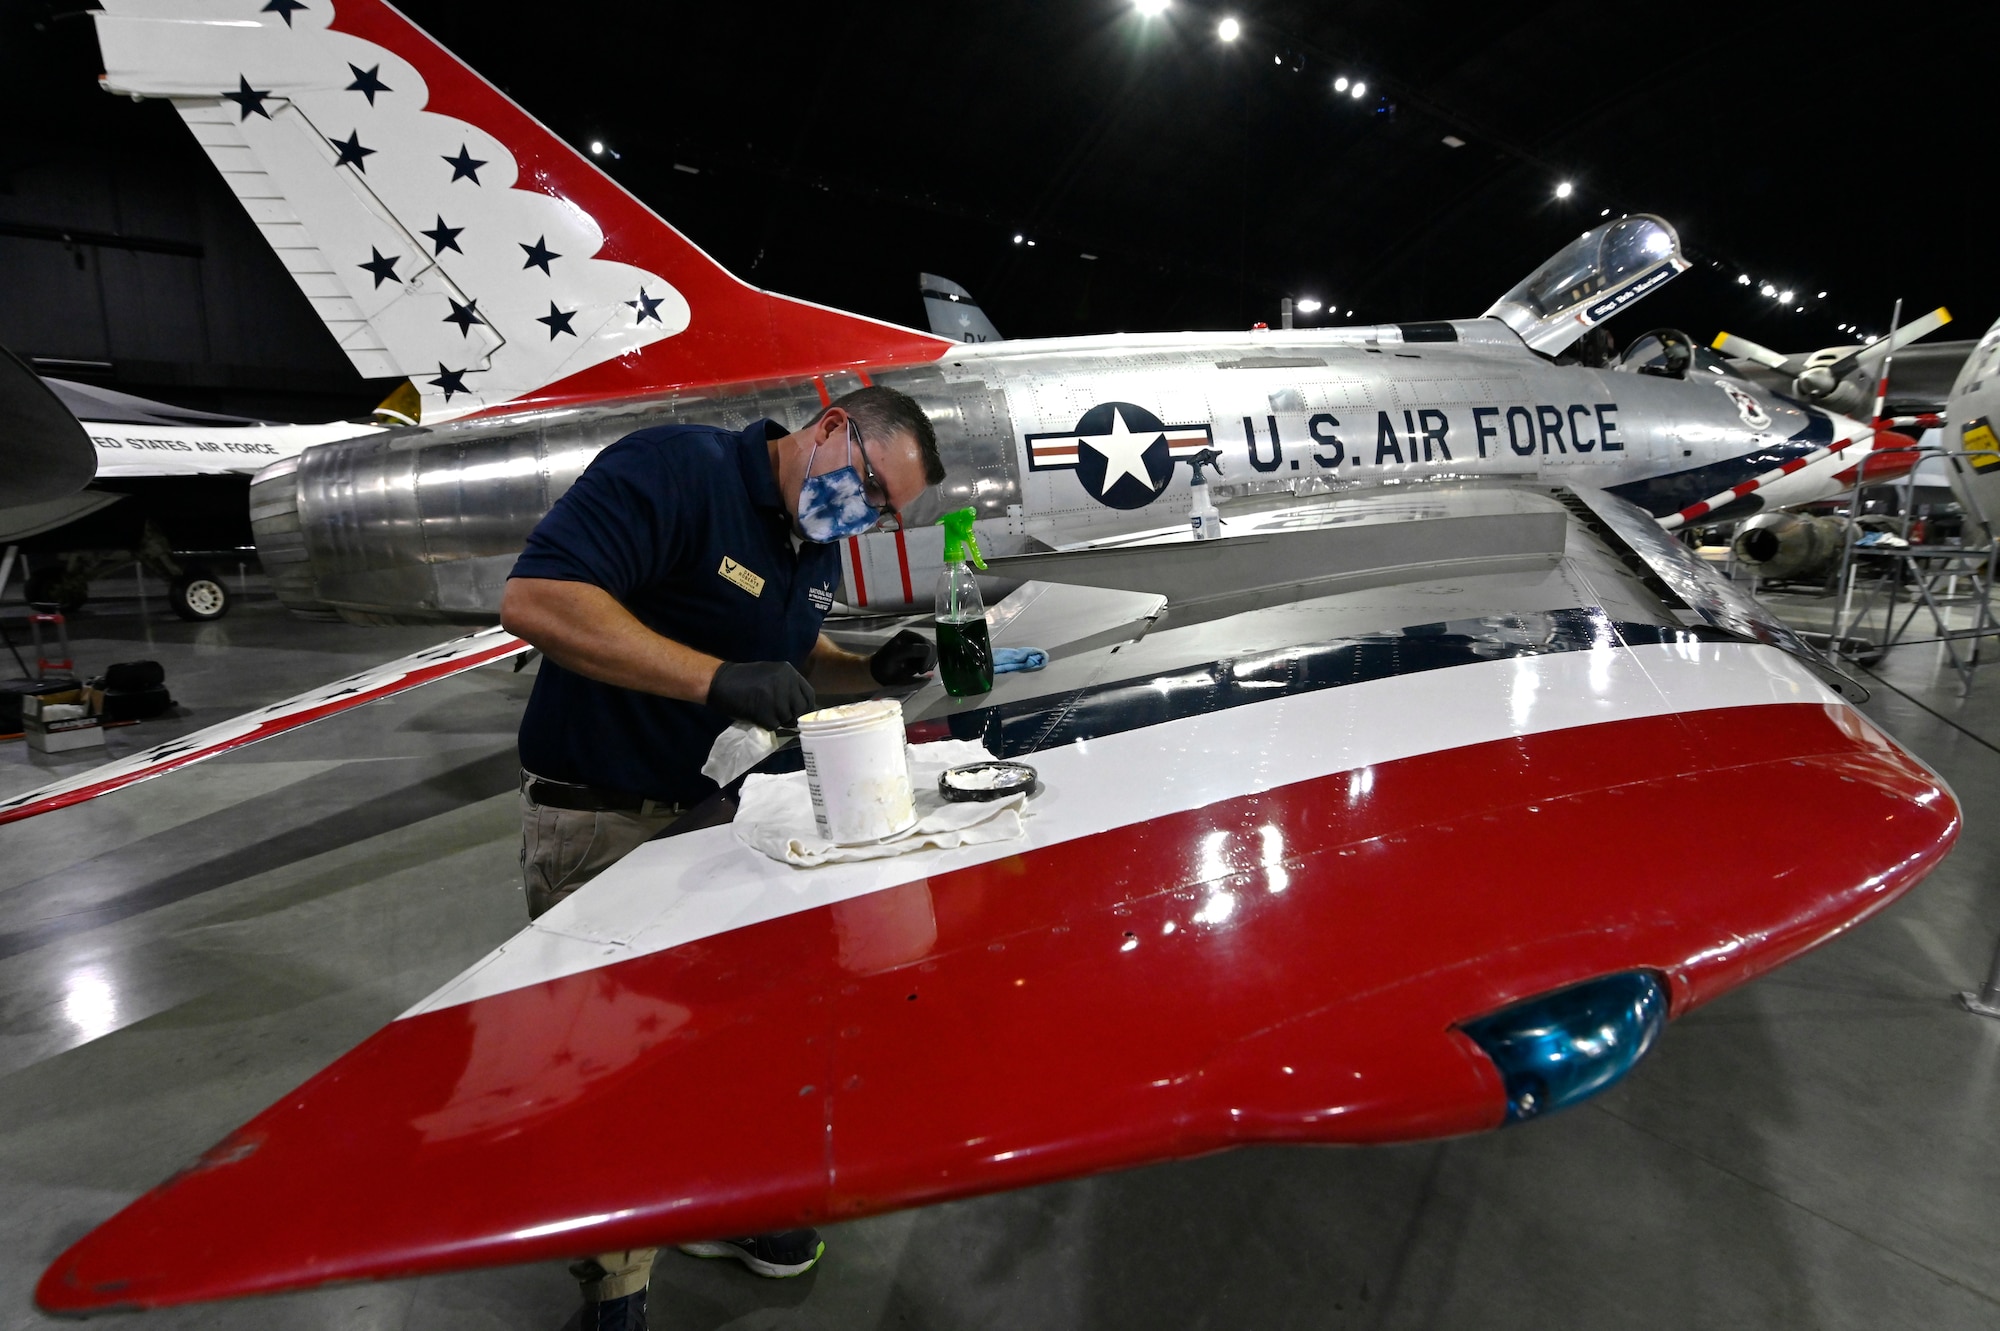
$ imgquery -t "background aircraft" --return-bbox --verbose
[1,371,387,618]
[920,273,1004,344]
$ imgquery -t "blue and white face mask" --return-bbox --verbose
[796,422,882,543]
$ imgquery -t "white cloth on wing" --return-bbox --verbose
[701,720,785,786]
[735,738,1029,867]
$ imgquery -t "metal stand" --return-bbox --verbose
[1958,933,2000,1019]
[1828,449,2000,694]
[28,611,73,679]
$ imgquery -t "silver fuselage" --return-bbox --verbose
[252,318,1838,622]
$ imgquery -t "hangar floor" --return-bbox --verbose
[4,588,2000,1330]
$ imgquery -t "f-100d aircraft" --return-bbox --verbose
[30,1,1959,1314]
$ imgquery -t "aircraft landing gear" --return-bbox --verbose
[169,569,230,622]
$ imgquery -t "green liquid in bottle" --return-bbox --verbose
[937,617,994,696]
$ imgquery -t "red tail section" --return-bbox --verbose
[329,2,950,408]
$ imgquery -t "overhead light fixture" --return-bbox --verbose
[1760,283,1777,297]
[1081,252,1098,260]
[1217,16,1240,40]
[1273,54,1282,65]
[1442,134,1465,147]
[1817,290,1827,299]
[1737,274,1751,285]
[1349,80,1366,98]
[1600,208,1610,216]
[589,141,605,155]
[1346,308,1355,316]
[1555,181,1573,199]
[1777,289,1794,303]
[1013,234,1024,244]
[1296,297,1322,313]
[1133,0,1169,14]
[1334,76,1349,91]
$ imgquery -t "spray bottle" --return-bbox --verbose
[935,506,993,696]
[1188,447,1225,540]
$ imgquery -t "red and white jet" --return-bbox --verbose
[28,2,1960,1313]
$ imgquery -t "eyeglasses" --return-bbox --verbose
[847,420,898,518]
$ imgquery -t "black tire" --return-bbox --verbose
[23,568,87,613]
[170,570,230,621]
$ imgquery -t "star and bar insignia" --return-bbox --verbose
[1023,402,1215,510]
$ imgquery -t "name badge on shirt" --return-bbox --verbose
[808,583,834,613]
[718,556,765,598]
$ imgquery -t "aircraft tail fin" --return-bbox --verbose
[920,274,1004,344]
[91,1,949,421]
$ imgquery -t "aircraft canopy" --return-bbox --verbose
[1486,214,1689,356]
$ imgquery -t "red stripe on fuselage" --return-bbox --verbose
[37,702,1957,1311]
[846,536,868,607]
[893,528,914,604]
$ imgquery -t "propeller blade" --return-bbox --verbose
[1712,331,1791,370]
[1834,306,1952,378]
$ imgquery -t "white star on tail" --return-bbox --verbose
[1082,406,1163,492]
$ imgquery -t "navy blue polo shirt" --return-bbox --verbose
[510,419,840,804]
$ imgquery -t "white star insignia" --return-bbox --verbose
[1080,406,1163,492]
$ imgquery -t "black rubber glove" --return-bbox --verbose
[708,661,816,731]
[870,629,938,686]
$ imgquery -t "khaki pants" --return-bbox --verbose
[520,776,682,920]
[520,774,682,1301]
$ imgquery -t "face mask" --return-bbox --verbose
[795,422,882,543]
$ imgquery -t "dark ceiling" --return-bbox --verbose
[1,0,1989,410]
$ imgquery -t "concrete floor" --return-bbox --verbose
[4,586,2000,1329]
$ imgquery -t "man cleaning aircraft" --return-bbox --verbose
[26,3,1963,1322]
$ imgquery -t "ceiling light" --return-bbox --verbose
[1817,291,1827,299]
[1349,80,1366,98]
[1296,297,1322,313]
[1442,134,1465,147]
[1133,0,1169,14]
[1013,234,1024,244]
[1555,181,1573,199]
[1737,274,1751,285]
[1217,16,1240,41]
[1600,208,1610,216]
[1777,289,1794,303]
[1346,308,1355,316]
[1760,283,1777,297]
[1273,54,1282,65]
[1334,76,1349,91]
[588,141,604,155]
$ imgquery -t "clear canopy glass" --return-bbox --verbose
[1485,214,1688,355]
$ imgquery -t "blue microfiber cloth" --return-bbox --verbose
[993,647,1048,674]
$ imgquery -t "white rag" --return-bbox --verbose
[700,720,785,786]
[735,738,1029,867]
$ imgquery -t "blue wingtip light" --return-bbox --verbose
[1460,971,1668,1123]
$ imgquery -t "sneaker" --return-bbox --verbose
[580,1288,647,1331]
[678,1230,825,1278]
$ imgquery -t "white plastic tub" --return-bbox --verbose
[798,699,916,843]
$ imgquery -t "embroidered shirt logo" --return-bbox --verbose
[718,557,765,597]
[808,583,835,613]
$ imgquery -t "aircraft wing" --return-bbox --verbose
[0,344,97,507]
[0,626,528,827]
[37,484,1957,1312]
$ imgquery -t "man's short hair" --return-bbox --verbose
[820,385,945,486]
